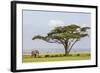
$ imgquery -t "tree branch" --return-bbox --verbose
[68,39,79,53]
[68,39,74,47]
[46,39,61,43]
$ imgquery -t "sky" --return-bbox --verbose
[22,10,91,54]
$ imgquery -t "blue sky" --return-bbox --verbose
[23,10,91,53]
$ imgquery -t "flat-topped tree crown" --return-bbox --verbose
[32,24,90,55]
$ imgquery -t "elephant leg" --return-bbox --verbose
[34,54,36,58]
[37,54,39,58]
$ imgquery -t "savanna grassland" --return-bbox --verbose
[22,52,91,63]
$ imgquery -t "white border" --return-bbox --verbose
[16,3,96,70]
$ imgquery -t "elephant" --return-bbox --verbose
[31,50,39,58]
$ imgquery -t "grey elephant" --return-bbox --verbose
[31,50,39,58]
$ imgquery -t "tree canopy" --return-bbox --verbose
[32,24,90,55]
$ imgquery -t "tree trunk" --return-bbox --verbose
[64,39,69,56]
[64,46,68,56]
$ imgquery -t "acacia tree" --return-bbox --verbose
[32,24,90,55]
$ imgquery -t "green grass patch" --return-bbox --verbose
[22,52,91,63]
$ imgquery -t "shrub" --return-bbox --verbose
[63,54,66,56]
[87,53,90,56]
[50,55,59,57]
[38,56,42,58]
[77,53,80,56]
[55,55,59,57]
[50,55,54,57]
[45,55,50,57]
[59,54,63,57]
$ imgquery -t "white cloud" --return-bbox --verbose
[48,20,65,29]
